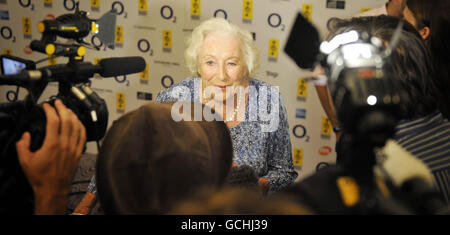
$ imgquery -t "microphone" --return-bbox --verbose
[0,56,145,86]
[98,56,146,77]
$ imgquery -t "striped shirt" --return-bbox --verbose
[394,111,450,205]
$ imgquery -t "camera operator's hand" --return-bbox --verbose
[258,177,269,195]
[73,192,97,215]
[16,100,86,215]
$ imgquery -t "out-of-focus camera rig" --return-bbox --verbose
[0,3,144,214]
[284,13,449,214]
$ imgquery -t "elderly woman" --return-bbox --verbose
[155,18,297,193]
[74,18,297,215]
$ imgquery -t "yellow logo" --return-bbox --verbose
[360,8,372,13]
[22,17,32,35]
[138,0,148,11]
[302,4,313,22]
[297,78,308,98]
[3,49,12,56]
[191,0,201,16]
[91,0,100,8]
[293,148,304,167]
[321,116,332,136]
[243,0,253,20]
[163,30,172,50]
[268,39,279,59]
[140,63,149,81]
[116,92,126,111]
[115,25,124,44]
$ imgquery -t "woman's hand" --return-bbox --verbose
[258,177,269,195]
[73,192,97,215]
[16,100,86,214]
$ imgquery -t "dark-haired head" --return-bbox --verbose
[403,0,450,118]
[326,15,440,119]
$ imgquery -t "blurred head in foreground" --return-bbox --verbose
[96,102,233,214]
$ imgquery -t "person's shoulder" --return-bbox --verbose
[250,78,271,87]
[249,79,279,91]
[156,77,198,102]
[249,79,283,98]
[169,77,197,90]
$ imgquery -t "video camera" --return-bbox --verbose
[284,14,448,214]
[0,4,145,214]
[285,15,406,149]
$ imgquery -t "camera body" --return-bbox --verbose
[319,30,407,147]
[0,4,117,214]
[0,57,109,152]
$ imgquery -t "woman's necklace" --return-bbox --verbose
[203,89,242,123]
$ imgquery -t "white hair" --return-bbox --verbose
[185,18,260,78]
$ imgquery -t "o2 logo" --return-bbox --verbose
[267,13,285,31]
[91,35,103,49]
[6,88,19,102]
[115,75,130,87]
[111,1,128,18]
[213,9,228,19]
[316,162,330,172]
[137,39,153,56]
[1,26,16,42]
[292,124,310,142]
[161,75,174,88]
[160,5,177,23]
[91,34,112,51]
[63,0,79,11]
[19,0,35,10]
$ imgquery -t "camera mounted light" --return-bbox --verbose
[32,2,117,58]
[317,25,408,144]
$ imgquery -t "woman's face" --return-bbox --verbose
[198,32,249,101]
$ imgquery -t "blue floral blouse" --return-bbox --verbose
[155,77,298,191]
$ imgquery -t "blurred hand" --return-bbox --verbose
[73,192,97,215]
[258,177,269,195]
[16,100,86,214]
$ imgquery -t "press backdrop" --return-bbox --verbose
[0,0,386,180]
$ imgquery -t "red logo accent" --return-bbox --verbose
[318,146,332,156]
[45,14,55,20]
[24,45,32,55]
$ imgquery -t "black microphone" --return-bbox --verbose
[98,56,146,77]
[0,56,145,86]
[284,12,321,69]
